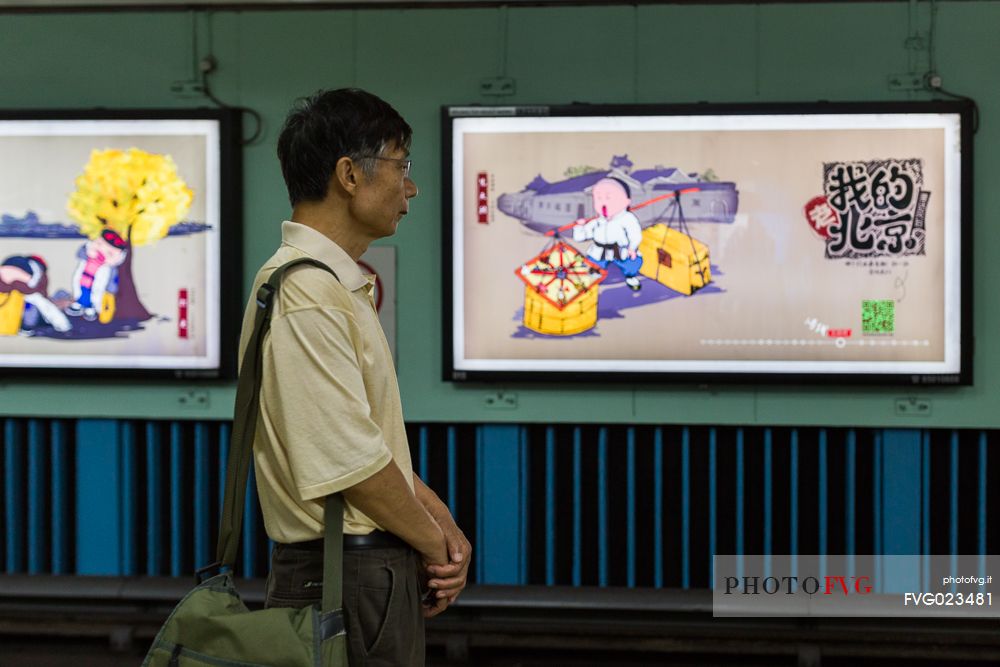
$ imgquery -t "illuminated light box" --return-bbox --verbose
[443,102,972,385]
[0,109,241,378]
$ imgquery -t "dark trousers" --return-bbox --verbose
[265,543,425,666]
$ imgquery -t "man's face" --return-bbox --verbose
[352,143,418,240]
[592,179,630,219]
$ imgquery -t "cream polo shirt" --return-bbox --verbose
[238,221,415,541]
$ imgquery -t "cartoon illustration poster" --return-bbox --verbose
[450,112,963,377]
[0,119,221,370]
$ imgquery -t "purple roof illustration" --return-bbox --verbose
[611,154,633,170]
[525,174,549,191]
[531,172,608,196]
[497,157,740,233]
[0,211,211,238]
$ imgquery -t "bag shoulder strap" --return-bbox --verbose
[215,256,344,614]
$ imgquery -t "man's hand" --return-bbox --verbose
[416,521,449,569]
[421,522,470,618]
[425,520,471,605]
[414,476,472,614]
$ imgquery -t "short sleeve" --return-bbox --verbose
[259,303,392,501]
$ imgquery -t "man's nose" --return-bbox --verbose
[405,177,419,199]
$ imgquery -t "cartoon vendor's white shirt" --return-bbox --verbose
[573,209,642,262]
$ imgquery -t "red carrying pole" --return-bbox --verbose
[545,187,701,236]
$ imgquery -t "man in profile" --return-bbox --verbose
[238,88,470,665]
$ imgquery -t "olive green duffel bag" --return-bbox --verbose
[143,259,348,667]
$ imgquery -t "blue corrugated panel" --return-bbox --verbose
[790,429,798,580]
[921,430,931,590]
[735,428,744,582]
[419,426,429,482]
[76,420,121,575]
[121,421,137,576]
[653,428,663,589]
[950,430,959,588]
[447,426,458,515]
[846,429,856,578]
[873,431,882,592]
[146,422,163,576]
[194,422,211,570]
[170,422,184,577]
[626,427,636,588]
[5,420,24,573]
[681,428,690,589]
[545,426,556,586]
[979,431,988,583]
[883,429,921,592]
[478,425,522,585]
[218,423,230,524]
[819,429,828,575]
[572,427,582,587]
[597,427,608,587]
[50,421,69,575]
[27,419,46,575]
[519,426,529,585]
[9,418,1000,590]
[763,428,772,580]
[475,426,484,583]
[708,427,717,588]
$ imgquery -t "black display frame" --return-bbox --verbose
[0,107,242,380]
[442,100,974,386]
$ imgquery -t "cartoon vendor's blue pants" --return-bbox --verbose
[78,285,93,308]
[594,255,643,278]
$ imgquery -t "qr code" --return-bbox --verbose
[862,300,895,334]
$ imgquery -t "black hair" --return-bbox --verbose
[2,255,44,273]
[101,229,126,248]
[277,88,412,207]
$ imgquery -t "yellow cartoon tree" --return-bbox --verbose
[67,148,193,321]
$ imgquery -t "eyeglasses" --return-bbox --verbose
[359,155,412,178]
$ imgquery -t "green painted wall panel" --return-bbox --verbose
[757,3,912,100]
[502,6,639,102]
[636,4,759,103]
[0,2,996,428]
[0,14,195,108]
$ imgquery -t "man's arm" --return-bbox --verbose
[341,460,448,567]
[413,475,471,615]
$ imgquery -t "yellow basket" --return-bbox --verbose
[523,285,598,336]
[638,224,711,296]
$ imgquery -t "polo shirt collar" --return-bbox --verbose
[281,221,369,292]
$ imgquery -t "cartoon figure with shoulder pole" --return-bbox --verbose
[572,177,643,291]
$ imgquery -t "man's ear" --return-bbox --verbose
[334,156,360,195]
